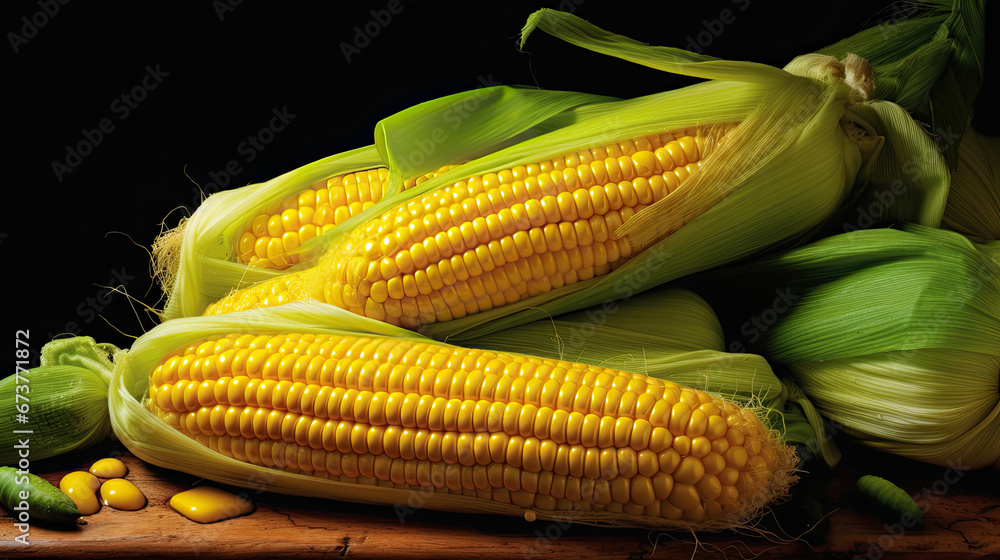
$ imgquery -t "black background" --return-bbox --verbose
[4,1,996,363]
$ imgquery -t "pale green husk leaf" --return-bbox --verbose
[463,287,726,359]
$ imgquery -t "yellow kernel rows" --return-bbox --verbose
[238,165,460,269]
[145,332,786,526]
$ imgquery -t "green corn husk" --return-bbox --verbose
[815,0,984,167]
[0,338,118,466]
[463,285,841,468]
[685,224,1000,469]
[942,128,1000,242]
[779,0,986,239]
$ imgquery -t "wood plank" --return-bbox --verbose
[1,440,997,559]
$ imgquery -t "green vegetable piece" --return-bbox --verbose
[0,466,81,524]
[857,474,924,528]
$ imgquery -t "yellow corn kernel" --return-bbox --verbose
[90,457,128,478]
[100,478,147,511]
[59,471,101,515]
[170,486,255,523]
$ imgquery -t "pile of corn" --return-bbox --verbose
[3,0,992,535]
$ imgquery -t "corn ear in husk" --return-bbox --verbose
[0,337,117,465]
[423,9,956,340]
[685,224,1000,469]
[101,301,800,530]
[156,88,614,320]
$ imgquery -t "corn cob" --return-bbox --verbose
[204,128,719,328]
[138,327,795,529]
[158,5,979,340]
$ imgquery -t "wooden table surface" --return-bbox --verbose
[1,440,997,559]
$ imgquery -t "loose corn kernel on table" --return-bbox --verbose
[1,441,996,559]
